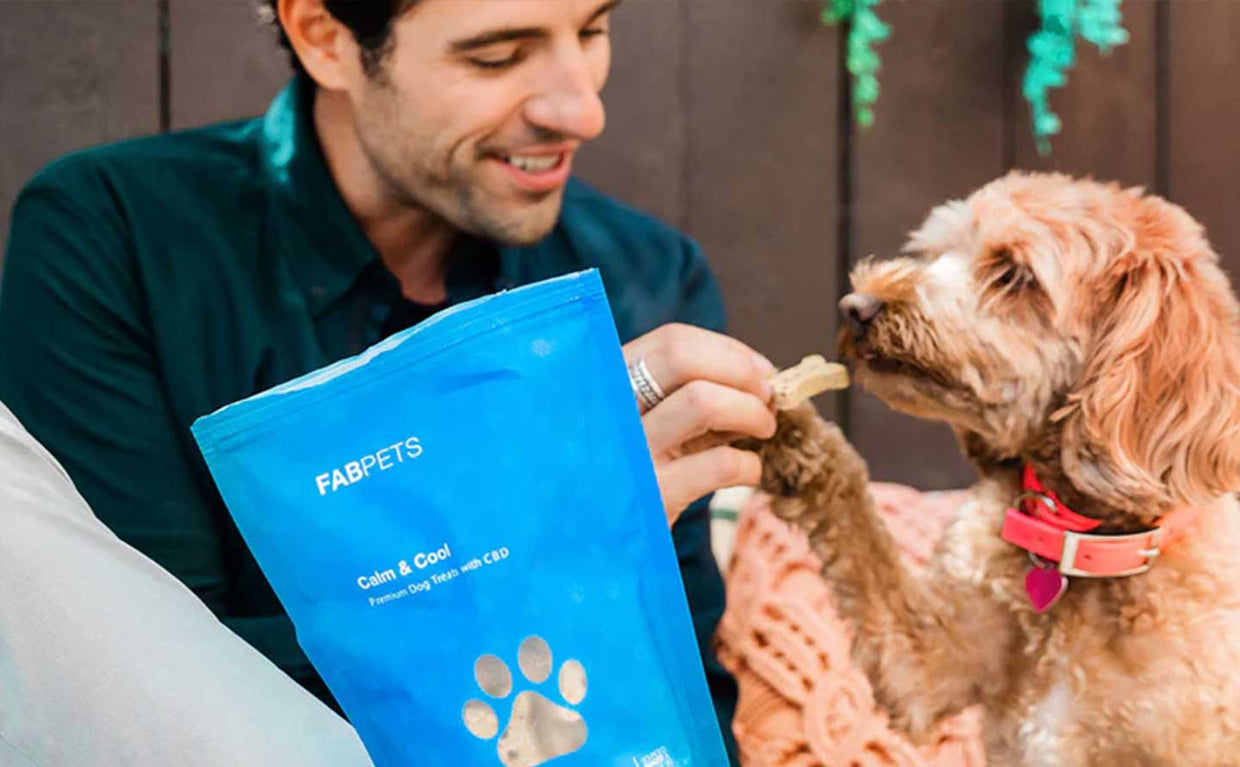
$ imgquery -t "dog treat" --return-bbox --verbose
[495,689,588,767]
[771,355,849,409]
[682,355,849,455]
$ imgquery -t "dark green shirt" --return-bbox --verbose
[0,76,738,760]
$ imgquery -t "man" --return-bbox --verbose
[0,1,775,760]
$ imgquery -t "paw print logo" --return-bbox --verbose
[462,636,588,767]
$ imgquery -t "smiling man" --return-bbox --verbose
[0,1,772,760]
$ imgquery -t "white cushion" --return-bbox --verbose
[0,402,374,767]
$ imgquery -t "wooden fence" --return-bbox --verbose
[3,0,1238,488]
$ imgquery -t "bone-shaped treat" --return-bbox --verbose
[770,355,849,410]
[679,355,849,456]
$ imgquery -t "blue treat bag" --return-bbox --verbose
[191,270,729,767]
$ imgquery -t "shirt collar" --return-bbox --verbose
[260,74,522,316]
[261,74,378,315]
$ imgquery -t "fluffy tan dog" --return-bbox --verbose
[755,172,1240,765]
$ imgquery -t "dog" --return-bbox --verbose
[754,172,1240,765]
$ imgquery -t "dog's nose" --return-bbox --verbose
[839,293,886,334]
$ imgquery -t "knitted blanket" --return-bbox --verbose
[715,484,987,766]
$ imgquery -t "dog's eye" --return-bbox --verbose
[989,264,1037,294]
[993,267,1019,288]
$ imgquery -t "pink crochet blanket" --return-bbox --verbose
[715,484,987,766]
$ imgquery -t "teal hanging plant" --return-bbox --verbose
[819,0,1129,152]
[1024,0,1129,154]
[821,0,891,128]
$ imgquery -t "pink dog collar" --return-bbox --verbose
[1001,466,1195,600]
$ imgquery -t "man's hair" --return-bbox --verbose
[258,0,418,77]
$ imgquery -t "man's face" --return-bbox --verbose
[345,0,615,245]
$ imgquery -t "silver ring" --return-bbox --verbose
[628,358,666,412]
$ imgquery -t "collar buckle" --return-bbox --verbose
[1057,528,1164,578]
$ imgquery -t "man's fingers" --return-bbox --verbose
[623,323,775,405]
[658,447,762,525]
[624,323,777,525]
[643,380,776,457]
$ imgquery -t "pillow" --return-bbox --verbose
[0,402,373,767]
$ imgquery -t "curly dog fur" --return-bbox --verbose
[756,172,1240,765]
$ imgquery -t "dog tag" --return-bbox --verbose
[1025,562,1068,612]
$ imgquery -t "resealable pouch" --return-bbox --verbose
[192,270,729,767]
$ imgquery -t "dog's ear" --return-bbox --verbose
[1057,242,1240,511]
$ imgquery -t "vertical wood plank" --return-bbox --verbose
[848,0,1007,488]
[0,0,160,256]
[168,0,289,130]
[574,0,683,228]
[1008,0,1158,188]
[1167,0,1240,279]
[684,0,840,420]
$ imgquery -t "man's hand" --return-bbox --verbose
[623,324,777,525]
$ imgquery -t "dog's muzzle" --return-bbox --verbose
[838,293,886,339]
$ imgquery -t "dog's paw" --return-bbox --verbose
[462,636,588,767]
[748,404,869,508]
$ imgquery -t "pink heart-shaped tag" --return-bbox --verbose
[1025,565,1068,613]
